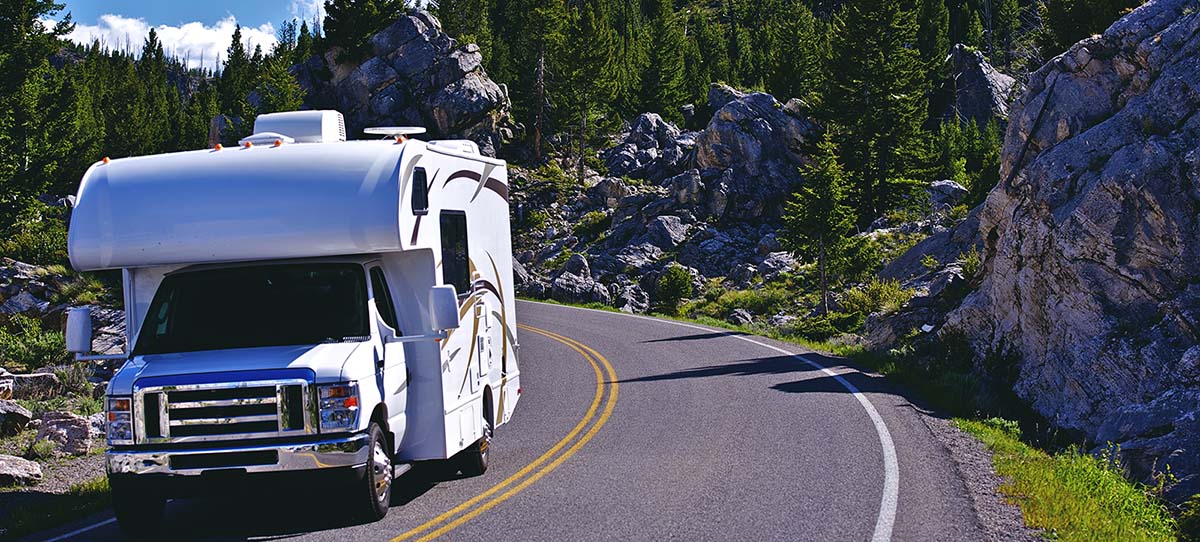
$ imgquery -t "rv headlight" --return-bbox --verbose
[106,396,134,445]
[318,382,360,432]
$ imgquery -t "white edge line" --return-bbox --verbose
[39,517,116,542]
[521,300,899,542]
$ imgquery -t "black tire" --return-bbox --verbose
[356,422,392,521]
[459,409,492,477]
[110,477,165,541]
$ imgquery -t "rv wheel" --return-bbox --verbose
[356,422,392,521]
[110,478,165,540]
[460,413,492,476]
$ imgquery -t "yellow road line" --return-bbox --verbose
[390,325,618,542]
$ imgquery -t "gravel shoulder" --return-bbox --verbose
[919,413,1042,542]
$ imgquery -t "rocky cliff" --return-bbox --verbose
[516,85,820,310]
[894,0,1200,500]
[291,11,513,155]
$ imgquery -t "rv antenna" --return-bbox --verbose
[364,127,427,139]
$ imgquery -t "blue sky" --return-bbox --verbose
[49,1,327,69]
[59,1,324,28]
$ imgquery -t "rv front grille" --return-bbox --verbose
[135,379,313,444]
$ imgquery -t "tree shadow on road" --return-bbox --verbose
[638,331,750,343]
[618,352,933,416]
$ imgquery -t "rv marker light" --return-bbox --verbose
[243,141,253,148]
[274,139,283,147]
[101,157,110,164]
[213,144,223,151]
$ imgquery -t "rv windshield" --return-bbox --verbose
[133,263,370,355]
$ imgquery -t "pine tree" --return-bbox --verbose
[324,0,408,63]
[220,25,252,119]
[993,0,1019,67]
[505,0,566,160]
[559,1,617,182]
[0,0,75,228]
[434,0,495,61]
[639,0,686,122]
[964,8,984,48]
[823,0,931,226]
[767,1,822,104]
[256,55,306,114]
[782,135,856,314]
[917,0,950,84]
[610,0,648,115]
[690,10,729,93]
[295,20,314,64]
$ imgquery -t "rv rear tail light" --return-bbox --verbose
[106,396,134,445]
[318,382,360,432]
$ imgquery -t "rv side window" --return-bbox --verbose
[369,267,400,332]
[412,167,429,215]
[440,211,470,296]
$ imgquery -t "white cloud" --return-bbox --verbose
[57,14,277,71]
[289,0,326,26]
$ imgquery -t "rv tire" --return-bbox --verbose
[459,413,491,476]
[355,422,392,521]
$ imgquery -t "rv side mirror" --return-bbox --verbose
[429,285,460,332]
[65,307,93,354]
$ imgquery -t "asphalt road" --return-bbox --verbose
[38,300,984,542]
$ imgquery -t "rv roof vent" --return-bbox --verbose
[365,126,427,138]
[238,132,296,147]
[251,110,346,143]
[428,140,480,155]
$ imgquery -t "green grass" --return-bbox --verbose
[1,476,111,541]
[958,418,1177,542]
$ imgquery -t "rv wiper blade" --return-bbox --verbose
[319,335,371,343]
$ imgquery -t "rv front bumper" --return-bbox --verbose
[106,433,369,476]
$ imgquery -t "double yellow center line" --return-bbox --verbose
[390,324,619,542]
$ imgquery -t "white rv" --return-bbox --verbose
[64,111,521,536]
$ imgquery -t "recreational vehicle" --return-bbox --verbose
[64,110,521,536]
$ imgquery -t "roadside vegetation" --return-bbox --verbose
[0,477,111,542]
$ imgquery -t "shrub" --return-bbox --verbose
[525,210,549,230]
[947,204,969,222]
[0,202,70,266]
[840,279,914,316]
[55,275,109,305]
[959,246,983,279]
[572,211,611,240]
[782,312,866,341]
[656,265,693,315]
[54,362,94,396]
[921,254,940,272]
[25,439,56,460]
[0,314,69,371]
[1181,494,1200,542]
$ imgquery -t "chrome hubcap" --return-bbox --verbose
[372,439,391,504]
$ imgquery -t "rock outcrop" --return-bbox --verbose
[0,454,41,487]
[894,0,1200,500]
[0,400,31,436]
[518,86,822,309]
[939,44,1019,128]
[291,11,513,155]
[35,411,93,456]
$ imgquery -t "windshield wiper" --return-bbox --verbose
[319,335,371,344]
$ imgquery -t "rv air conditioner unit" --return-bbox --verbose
[251,110,346,143]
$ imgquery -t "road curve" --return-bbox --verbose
[36,300,985,542]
